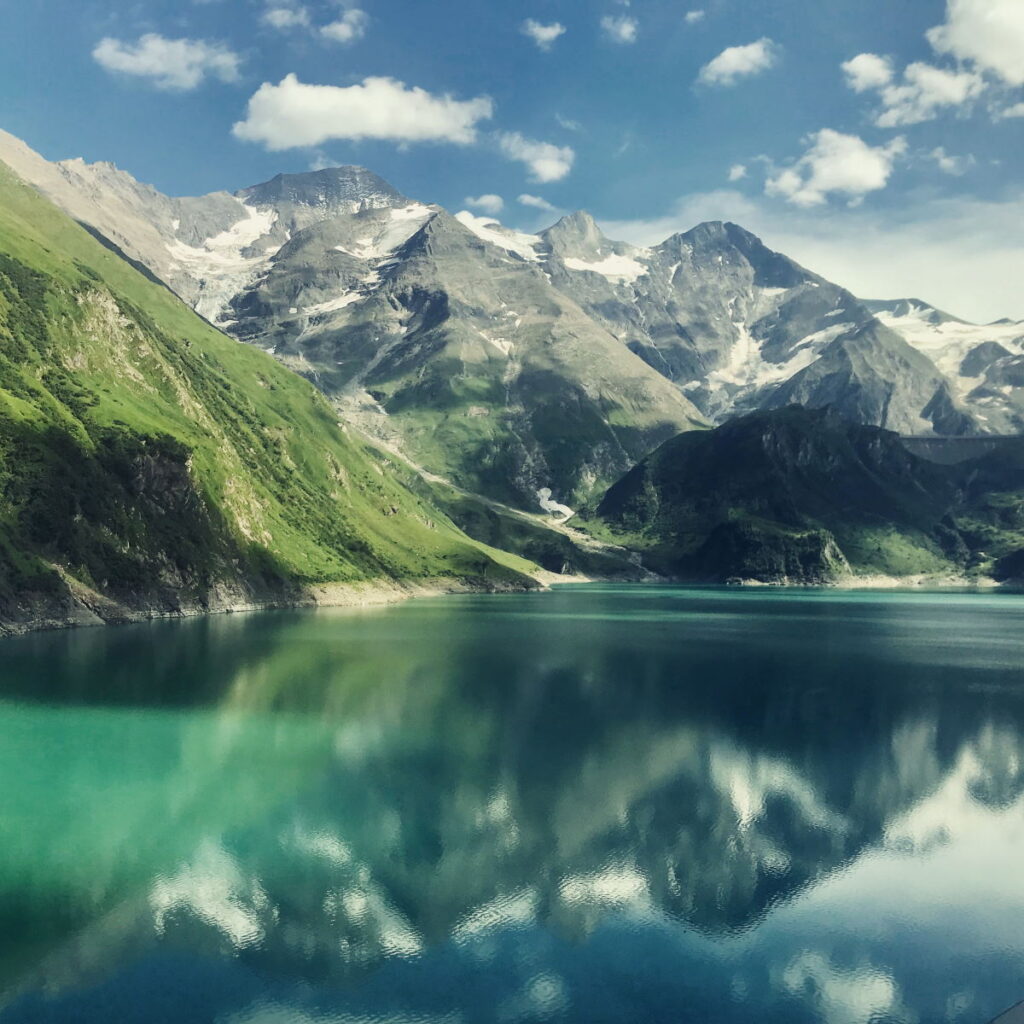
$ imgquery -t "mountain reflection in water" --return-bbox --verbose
[0,585,1022,1024]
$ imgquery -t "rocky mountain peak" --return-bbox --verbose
[236,166,407,211]
[540,210,608,258]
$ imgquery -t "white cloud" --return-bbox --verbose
[930,146,974,175]
[261,5,310,30]
[765,129,906,207]
[927,0,1024,87]
[555,113,582,132]
[728,163,747,181]
[465,193,504,215]
[874,62,985,127]
[497,132,575,182]
[321,8,369,44]
[92,33,241,91]
[841,53,893,92]
[685,10,706,25]
[998,101,1024,119]
[518,193,557,211]
[233,75,494,150]
[600,188,1024,322]
[601,15,638,44]
[698,38,778,86]
[522,19,567,51]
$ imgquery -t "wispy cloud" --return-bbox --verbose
[464,193,505,214]
[601,14,638,44]
[93,34,241,91]
[498,132,575,182]
[261,4,310,30]
[521,19,567,51]
[321,8,369,44]
[518,193,557,211]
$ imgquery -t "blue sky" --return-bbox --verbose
[1,0,1022,319]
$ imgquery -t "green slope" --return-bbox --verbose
[588,405,1024,583]
[0,163,536,630]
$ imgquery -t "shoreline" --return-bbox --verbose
[0,572,578,640]
[2,569,1014,640]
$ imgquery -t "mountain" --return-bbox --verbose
[864,297,1024,433]
[3,129,1019,517]
[0,160,538,633]
[590,405,1024,583]
[0,132,706,510]
[539,216,974,435]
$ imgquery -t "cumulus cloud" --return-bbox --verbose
[233,75,494,150]
[765,129,906,207]
[873,62,985,127]
[518,193,557,211]
[522,19,566,51]
[92,33,241,91]
[601,15,638,44]
[600,188,1024,322]
[261,5,310,29]
[321,8,369,44]
[928,0,1024,87]
[685,10,706,25]
[841,53,893,92]
[728,163,747,181]
[698,38,778,86]
[465,193,504,215]
[497,132,575,182]
[998,101,1024,119]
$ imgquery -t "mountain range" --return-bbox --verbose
[0,127,1022,629]
[2,129,1021,518]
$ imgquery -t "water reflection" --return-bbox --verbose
[0,586,1022,1023]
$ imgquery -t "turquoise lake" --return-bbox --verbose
[0,584,1022,1023]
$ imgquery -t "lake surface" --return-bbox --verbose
[0,584,1022,1024]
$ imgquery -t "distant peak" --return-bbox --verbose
[541,209,607,256]
[237,165,407,209]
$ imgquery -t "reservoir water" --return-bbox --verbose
[0,584,1022,1023]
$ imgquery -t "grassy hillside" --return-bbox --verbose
[0,162,536,630]
[588,405,1024,583]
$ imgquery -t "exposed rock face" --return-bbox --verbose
[3,129,1019,514]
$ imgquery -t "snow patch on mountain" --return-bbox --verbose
[334,204,436,261]
[874,303,1024,399]
[455,212,541,262]
[167,201,278,322]
[303,291,364,317]
[562,253,648,284]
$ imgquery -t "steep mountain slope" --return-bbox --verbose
[0,161,536,633]
[864,298,1024,433]
[591,406,1024,583]
[5,129,1019,520]
[541,216,972,435]
[0,134,705,510]
[259,207,705,507]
